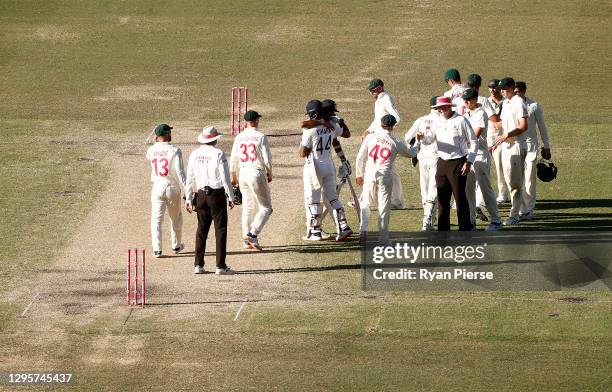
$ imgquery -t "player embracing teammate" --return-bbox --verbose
[299,100,353,241]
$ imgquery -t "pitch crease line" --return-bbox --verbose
[234,300,247,321]
[20,292,39,317]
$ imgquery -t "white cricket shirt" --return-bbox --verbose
[146,142,186,188]
[185,144,234,203]
[230,127,273,177]
[366,91,401,133]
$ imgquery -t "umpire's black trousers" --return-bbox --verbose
[195,187,228,269]
[436,156,472,231]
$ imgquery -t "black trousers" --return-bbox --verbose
[436,157,472,231]
[195,187,228,269]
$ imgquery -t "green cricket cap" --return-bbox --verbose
[429,96,438,107]
[444,68,460,82]
[368,78,384,91]
[154,123,172,136]
[499,77,516,88]
[381,114,397,127]
[244,110,261,121]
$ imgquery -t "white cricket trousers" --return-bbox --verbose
[239,170,273,236]
[419,157,438,223]
[500,143,524,218]
[492,146,509,200]
[520,143,538,214]
[359,176,392,244]
[303,162,344,233]
[466,154,501,224]
[391,168,405,208]
[150,181,183,252]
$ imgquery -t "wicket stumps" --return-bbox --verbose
[230,86,248,135]
[126,249,146,307]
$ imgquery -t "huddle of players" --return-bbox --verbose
[299,69,552,245]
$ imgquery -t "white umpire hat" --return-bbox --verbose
[197,126,222,144]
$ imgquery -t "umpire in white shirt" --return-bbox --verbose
[185,126,235,275]
[426,96,478,231]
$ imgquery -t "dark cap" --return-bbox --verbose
[467,73,482,88]
[368,78,384,91]
[381,114,397,127]
[487,78,500,88]
[321,99,338,112]
[244,110,261,121]
[154,123,172,136]
[444,68,461,82]
[499,77,516,89]
[462,88,479,100]
[515,81,527,91]
[429,96,438,107]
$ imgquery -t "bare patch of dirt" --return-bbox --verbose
[94,86,184,102]
[33,25,79,42]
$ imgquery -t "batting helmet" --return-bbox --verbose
[306,100,323,120]
[232,185,243,205]
[536,159,558,182]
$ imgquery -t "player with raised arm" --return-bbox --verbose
[357,115,419,245]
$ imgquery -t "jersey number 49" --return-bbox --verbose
[368,144,391,164]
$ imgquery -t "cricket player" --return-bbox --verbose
[492,77,529,226]
[404,96,440,231]
[443,68,469,112]
[300,100,353,241]
[303,99,353,240]
[146,123,186,258]
[485,78,509,204]
[515,81,552,220]
[361,78,406,209]
[230,110,273,251]
[461,89,503,231]
[357,114,419,244]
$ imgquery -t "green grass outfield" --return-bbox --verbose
[1,1,611,391]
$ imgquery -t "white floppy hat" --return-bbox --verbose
[197,126,222,144]
[431,96,456,108]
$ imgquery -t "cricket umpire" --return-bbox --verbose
[426,96,478,231]
[185,126,235,275]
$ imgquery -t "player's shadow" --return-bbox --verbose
[487,198,612,231]
[236,258,549,275]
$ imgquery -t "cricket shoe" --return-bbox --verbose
[476,207,489,222]
[496,197,510,205]
[336,227,353,241]
[172,243,185,254]
[153,251,162,258]
[421,219,433,231]
[302,230,323,241]
[503,216,521,226]
[194,266,205,274]
[486,222,503,232]
[244,233,263,251]
[243,240,254,250]
[215,266,235,275]
[520,211,535,221]
[320,231,331,240]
